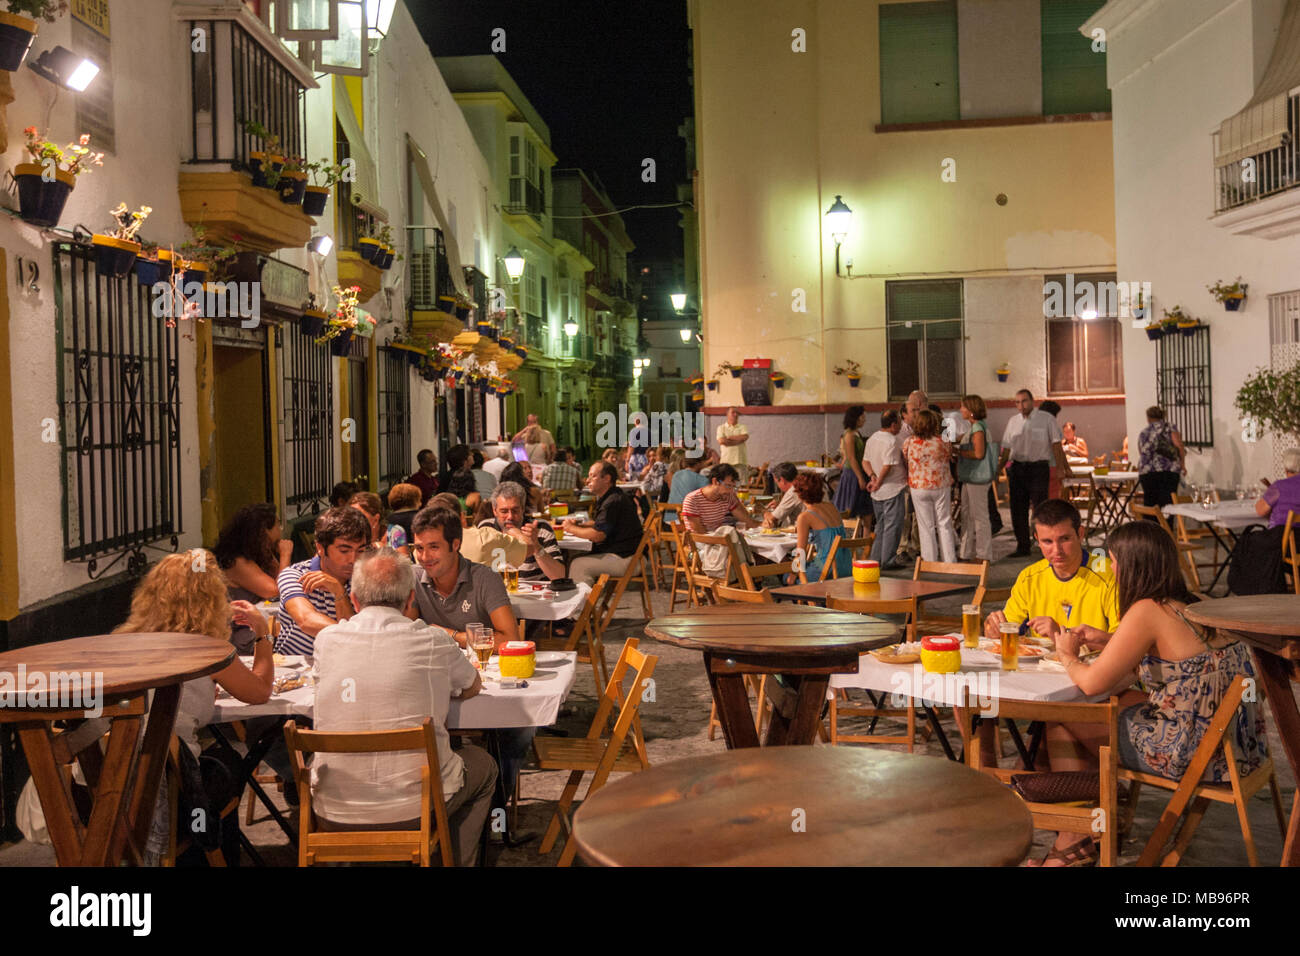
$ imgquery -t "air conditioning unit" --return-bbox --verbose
[409,250,437,308]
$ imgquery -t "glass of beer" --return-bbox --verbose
[468,624,495,669]
[502,566,519,593]
[962,604,980,649]
[998,622,1021,671]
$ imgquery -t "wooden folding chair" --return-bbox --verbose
[667,520,706,610]
[283,718,454,866]
[534,574,611,690]
[1283,511,1300,595]
[711,585,776,739]
[1118,675,1286,867]
[163,738,243,867]
[909,558,988,634]
[823,595,919,749]
[688,530,745,596]
[1170,493,1222,576]
[534,638,658,866]
[813,535,874,581]
[956,691,1121,867]
[595,527,655,638]
[738,558,794,591]
[1063,476,1099,542]
[1131,503,1203,594]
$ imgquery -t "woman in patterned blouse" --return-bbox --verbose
[902,408,957,562]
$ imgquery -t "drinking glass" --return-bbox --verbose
[999,623,1020,672]
[467,623,494,669]
[961,604,980,649]
[502,566,519,593]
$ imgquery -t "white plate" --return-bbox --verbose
[535,652,568,666]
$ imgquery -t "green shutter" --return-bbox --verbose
[879,1,960,124]
[886,280,963,325]
[1041,0,1110,115]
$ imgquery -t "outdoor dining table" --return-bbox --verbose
[1181,595,1300,867]
[571,746,1033,866]
[1162,499,1261,593]
[644,604,897,748]
[508,580,590,620]
[1082,469,1141,536]
[767,574,975,607]
[0,632,234,866]
[741,528,798,563]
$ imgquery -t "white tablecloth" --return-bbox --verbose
[212,652,579,729]
[829,641,1085,705]
[556,535,593,552]
[510,581,590,620]
[1163,499,1261,531]
[742,530,798,563]
[1090,470,1139,483]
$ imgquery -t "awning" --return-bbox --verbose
[333,75,389,221]
[407,132,468,297]
[1216,0,1300,166]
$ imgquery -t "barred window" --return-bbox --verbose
[378,347,411,491]
[281,323,334,515]
[55,243,183,576]
[886,279,964,400]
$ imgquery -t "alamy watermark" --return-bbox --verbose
[151,281,261,328]
[595,405,708,457]
[0,665,104,718]
[888,665,1000,718]
[1042,273,1151,326]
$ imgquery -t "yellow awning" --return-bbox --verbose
[333,75,388,221]
[407,132,468,298]
[1216,0,1300,166]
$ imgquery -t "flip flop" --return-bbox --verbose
[1031,836,1098,867]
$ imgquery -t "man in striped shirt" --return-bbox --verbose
[680,464,757,534]
[275,506,371,657]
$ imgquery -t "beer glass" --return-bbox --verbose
[999,622,1020,671]
[961,604,980,649]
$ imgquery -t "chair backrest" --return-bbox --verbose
[1284,511,1298,563]
[1131,502,1178,540]
[912,558,989,589]
[715,583,776,604]
[586,638,659,770]
[957,689,1119,770]
[818,535,874,581]
[739,559,794,591]
[972,584,1012,614]
[690,531,744,584]
[826,594,917,641]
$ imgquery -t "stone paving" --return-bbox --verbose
[2,525,1294,867]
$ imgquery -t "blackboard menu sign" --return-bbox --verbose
[740,358,772,407]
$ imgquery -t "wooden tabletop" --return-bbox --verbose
[572,747,1033,866]
[645,604,897,656]
[1183,596,1300,659]
[768,575,975,607]
[0,633,235,702]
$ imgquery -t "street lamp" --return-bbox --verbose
[825,194,852,276]
[503,246,525,282]
[679,328,692,343]
[365,0,398,37]
[563,320,579,336]
[670,292,687,312]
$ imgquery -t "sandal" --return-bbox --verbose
[1032,836,1098,868]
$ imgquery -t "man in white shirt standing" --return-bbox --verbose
[863,409,909,569]
[999,388,1073,557]
[311,547,498,866]
[716,407,749,479]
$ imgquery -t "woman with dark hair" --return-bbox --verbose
[1138,405,1186,507]
[791,472,851,583]
[384,482,422,553]
[348,491,387,550]
[213,503,293,601]
[1038,520,1267,866]
[501,461,546,513]
[832,405,872,526]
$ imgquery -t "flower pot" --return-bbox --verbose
[1223,296,1245,312]
[183,262,210,289]
[329,329,354,356]
[278,172,307,206]
[774,379,787,389]
[358,237,383,263]
[301,185,329,216]
[455,305,471,322]
[377,246,394,270]
[1144,327,1163,341]
[513,346,527,359]
[0,12,37,72]
[13,163,74,228]
[729,368,742,378]
[996,371,1010,382]
[847,376,861,387]
[706,380,718,391]
[1178,322,1199,336]
[156,250,177,285]
[134,257,162,288]
[300,309,328,337]
[249,152,284,189]
[92,236,142,279]
[438,295,459,314]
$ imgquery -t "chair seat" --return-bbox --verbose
[1120,761,1275,804]
[533,736,644,772]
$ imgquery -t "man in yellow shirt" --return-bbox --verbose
[984,498,1119,642]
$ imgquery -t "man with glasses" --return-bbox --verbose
[680,463,757,535]
[478,481,565,581]
[562,461,643,588]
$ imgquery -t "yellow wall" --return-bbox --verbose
[692,0,1116,406]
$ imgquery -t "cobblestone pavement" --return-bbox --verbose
[2,527,1294,867]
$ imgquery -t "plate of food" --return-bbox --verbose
[869,642,923,664]
[976,638,1050,660]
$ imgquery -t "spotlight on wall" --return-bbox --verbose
[308,234,334,256]
[28,46,100,91]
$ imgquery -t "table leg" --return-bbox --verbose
[922,706,956,760]
[764,675,830,746]
[706,659,761,749]
[207,720,297,845]
[122,682,181,858]
[15,721,88,864]
[84,709,146,866]
[1203,526,1237,595]
[1252,649,1300,866]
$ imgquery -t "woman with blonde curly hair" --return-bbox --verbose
[114,550,274,864]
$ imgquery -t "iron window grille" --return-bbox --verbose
[281,323,334,515]
[378,347,411,491]
[188,19,307,170]
[1156,325,1213,448]
[54,242,182,578]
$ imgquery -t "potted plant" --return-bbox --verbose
[715,361,741,379]
[1163,305,1199,335]
[134,241,162,288]
[300,293,328,338]
[833,360,862,387]
[15,127,102,227]
[770,370,788,389]
[1144,320,1164,341]
[0,1,65,73]
[243,120,285,189]
[92,202,150,278]
[179,221,236,287]
[302,160,344,217]
[1236,363,1300,447]
[278,156,308,206]
[358,224,383,263]
[706,378,719,391]
[320,284,375,355]
[1208,277,1248,312]
[994,362,1011,382]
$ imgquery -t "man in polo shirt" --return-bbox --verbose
[999,389,1074,557]
[479,481,565,581]
[762,462,804,528]
[275,506,371,657]
[563,461,644,588]
[681,464,756,534]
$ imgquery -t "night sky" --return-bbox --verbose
[408,0,693,264]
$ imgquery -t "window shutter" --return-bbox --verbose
[879,1,959,124]
[510,136,521,177]
[886,280,963,325]
[1041,0,1110,115]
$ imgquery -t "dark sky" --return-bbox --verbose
[408,0,692,264]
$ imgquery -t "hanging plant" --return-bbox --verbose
[0,1,66,73]
[318,284,375,348]
[92,202,151,278]
[715,361,741,379]
[243,120,284,189]
[1208,276,1247,312]
[14,127,102,227]
[832,359,862,387]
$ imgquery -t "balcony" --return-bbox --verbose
[1212,92,1300,239]
[505,177,545,238]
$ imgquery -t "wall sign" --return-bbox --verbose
[71,0,114,155]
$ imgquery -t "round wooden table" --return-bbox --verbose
[572,747,1034,866]
[645,604,897,748]
[1182,596,1300,867]
[0,633,234,866]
